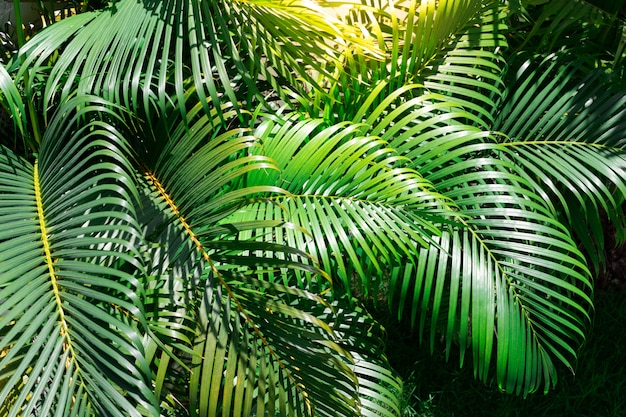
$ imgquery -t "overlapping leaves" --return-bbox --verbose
[236,114,450,298]
[494,52,626,270]
[1,0,626,412]
[9,0,373,124]
[136,101,400,416]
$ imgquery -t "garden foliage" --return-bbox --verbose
[1,0,626,416]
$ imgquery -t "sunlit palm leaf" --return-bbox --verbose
[236,115,450,299]
[420,4,507,127]
[10,0,373,124]
[340,75,594,394]
[315,0,504,124]
[0,97,157,417]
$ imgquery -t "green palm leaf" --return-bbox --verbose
[494,53,626,270]
[314,298,403,417]
[314,0,505,124]
[236,114,450,299]
[136,100,381,416]
[416,154,593,396]
[511,0,624,54]
[9,0,372,124]
[0,64,27,146]
[0,97,157,417]
[320,74,594,394]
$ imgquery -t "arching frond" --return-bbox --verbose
[136,101,380,416]
[392,144,594,396]
[330,79,595,394]
[233,115,452,299]
[0,97,157,417]
[9,0,374,125]
[494,53,626,270]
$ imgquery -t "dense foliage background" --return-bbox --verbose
[1,0,626,416]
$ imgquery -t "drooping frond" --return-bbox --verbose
[405,151,594,396]
[494,52,626,270]
[0,97,157,417]
[334,78,595,395]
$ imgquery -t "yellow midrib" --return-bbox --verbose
[33,161,75,363]
[144,170,313,410]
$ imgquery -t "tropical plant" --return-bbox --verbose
[1,0,626,416]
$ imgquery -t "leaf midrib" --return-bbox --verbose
[145,169,316,411]
[33,160,77,370]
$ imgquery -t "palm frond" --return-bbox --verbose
[233,114,452,300]
[331,78,594,394]
[494,53,626,270]
[0,64,27,147]
[510,0,624,54]
[9,0,374,125]
[0,96,157,417]
[405,150,593,396]
[135,100,376,416]
[313,0,505,124]
[315,297,403,417]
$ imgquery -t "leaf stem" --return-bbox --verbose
[144,170,313,409]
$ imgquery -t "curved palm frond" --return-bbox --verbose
[9,0,374,125]
[409,151,593,396]
[326,66,594,394]
[232,113,453,300]
[0,64,27,146]
[493,52,626,270]
[136,100,381,416]
[0,96,157,417]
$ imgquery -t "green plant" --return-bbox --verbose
[1,0,626,416]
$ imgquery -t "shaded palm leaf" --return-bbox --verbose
[0,64,27,146]
[0,97,157,417]
[315,297,403,417]
[510,0,624,54]
[494,53,626,270]
[136,100,378,416]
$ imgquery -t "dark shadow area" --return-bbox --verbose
[378,288,626,417]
